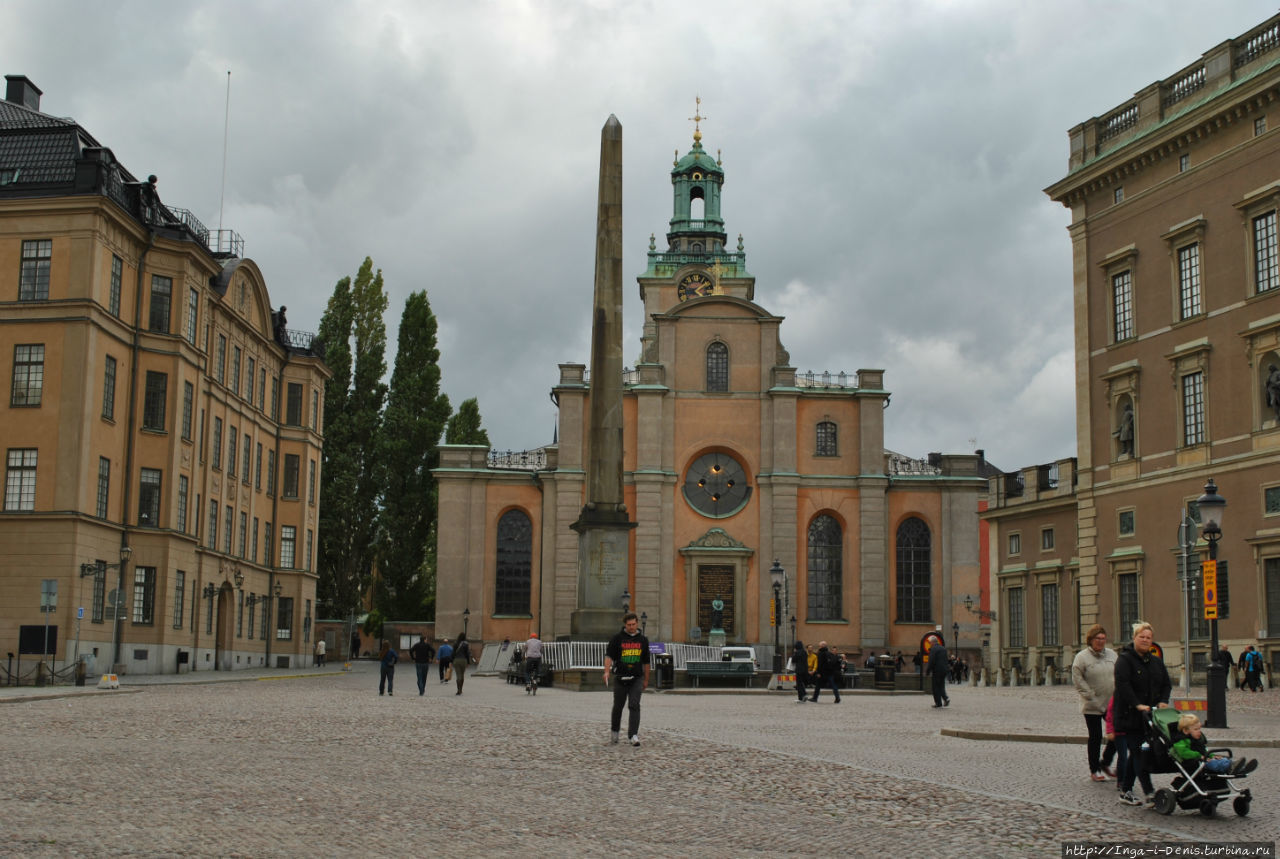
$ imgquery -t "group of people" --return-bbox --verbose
[1072,621,1263,808]
[374,634,474,697]
[1220,644,1268,692]
[789,640,847,703]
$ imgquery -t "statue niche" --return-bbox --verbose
[1113,396,1135,458]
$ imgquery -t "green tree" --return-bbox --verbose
[317,258,388,618]
[374,290,452,619]
[445,397,491,445]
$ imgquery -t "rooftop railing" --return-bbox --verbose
[487,448,548,471]
[796,370,857,390]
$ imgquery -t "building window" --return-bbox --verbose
[181,381,193,440]
[311,389,319,430]
[231,346,241,397]
[208,499,218,549]
[1118,509,1135,537]
[283,454,300,499]
[1112,271,1133,342]
[102,355,116,420]
[211,418,223,469]
[1177,244,1201,320]
[10,344,44,407]
[241,435,251,483]
[306,528,313,572]
[109,255,122,317]
[132,566,156,625]
[276,596,294,640]
[286,382,303,425]
[1118,572,1140,640]
[206,590,215,635]
[96,457,110,518]
[1265,558,1280,640]
[19,239,51,300]
[246,358,256,404]
[807,514,843,620]
[308,459,316,504]
[255,443,263,490]
[177,475,189,533]
[1007,587,1026,648]
[1179,153,1189,172]
[815,421,837,457]
[173,571,185,629]
[5,448,37,510]
[252,518,259,563]
[223,505,233,554]
[895,517,931,623]
[237,590,244,638]
[266,450,276,496]
[92,564,105,623]
[1008,532,1021,556]
[281,525,296,568]
[148,275,172,333]
[1266,486,1280,516]
[186,287,198,344]
[227,428,237,477]
[260,596,270,639]
[1256,116,1268,136]
[216,334,226,383]
[1041,583,1059,646]
[247,593,255,640]
[495,509,532,615]
[304,599,312,644]
[258,368,266,411]
[264,521,273,565]
[142,371,167,431]
[1255,212,1278,294]
[1041,528,1055,551]
[270,377,278,421]
[706,342,728,392]
[1182,372,1205,446]
[1113,187,1123,204]
[238,512,247,558]
[138,467,161,527]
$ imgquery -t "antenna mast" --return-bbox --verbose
[217,70,231,235]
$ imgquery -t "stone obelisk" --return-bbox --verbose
[571,115,635,639]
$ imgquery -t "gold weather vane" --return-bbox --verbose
[689,96,706,144]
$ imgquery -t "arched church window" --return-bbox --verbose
[495,509,532,615]
[807,514,842,620]
[816,421,837,456]
[706,342,728,392]
[896,517,932,623]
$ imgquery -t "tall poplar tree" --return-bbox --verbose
[374,290,452,619]
[316,258,389,617]
[444,397,491,446]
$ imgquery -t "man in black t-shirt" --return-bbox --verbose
[410,635,435,696]
[604,612,651,746]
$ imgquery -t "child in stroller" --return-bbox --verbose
[1145,708,1254,817]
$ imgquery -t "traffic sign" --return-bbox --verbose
[77,606,85,620]
[1202,560,1218,609]
[107,589,121,607]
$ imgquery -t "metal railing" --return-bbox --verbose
[541,641,722,671]
[487,448,548,471]
[795,370,856,390]
[209,229,244,257]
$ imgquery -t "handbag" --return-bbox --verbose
[445,665,453,681]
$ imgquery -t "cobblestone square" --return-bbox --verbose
[2,667,1276,857]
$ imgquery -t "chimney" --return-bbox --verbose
[5,75,42,111]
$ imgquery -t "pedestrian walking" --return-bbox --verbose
[791,640,810,703]
[604,612,651,745]
[1071,623,1117,782]
[314,638,326,668]
[928,641,950,708]
[912,650,922,674]
[1242,645,1264,692]
[452,634,474,695]
[350,630,361,660]
[437,638,453,684]
[809,641,842,703]
[378,640,398,696]
[1114,621,1171,807]
[523,631,542,691]
[410,634,435,696]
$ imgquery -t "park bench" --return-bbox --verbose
[686,660,755,688]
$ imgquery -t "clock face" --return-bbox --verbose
[683,451,752,518]
[677,271,715,302]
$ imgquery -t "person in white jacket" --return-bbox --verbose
[1072,624,1118,782]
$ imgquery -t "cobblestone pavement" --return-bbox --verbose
[1,666,1275,857]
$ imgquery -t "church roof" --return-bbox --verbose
[672,141,723,177]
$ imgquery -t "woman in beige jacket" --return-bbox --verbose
[1071,623,1118,781]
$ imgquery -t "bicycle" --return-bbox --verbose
[524,657,541,695]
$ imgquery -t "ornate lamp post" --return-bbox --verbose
[620,589,630,614]
[770,560,784,673]
[463,606,471,638]
[1196,479,1227,729]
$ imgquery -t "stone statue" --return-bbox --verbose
[1113,401,1134,456]
[710,597,724,631]
[1266,364,1280,423]
[273,306,288,346]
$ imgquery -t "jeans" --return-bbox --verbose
[610,678,644,736]
[379,664,395,695]
[438,658,452,682]
[1084,713,1116,773]
[1122,734,1153,795]
[795,671,810,701]
[415,663,430,694]
[812,673,841,702]
[525,657,541,686]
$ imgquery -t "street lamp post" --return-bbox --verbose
[770,561,784,673]
[1177,510,1197,698]
[1196,479,1227,729]
[80,544,132,674]
[952,622,959,654]
[621,589,630,615]
[462,606,470,638]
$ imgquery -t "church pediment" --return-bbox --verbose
[680,527,754,554]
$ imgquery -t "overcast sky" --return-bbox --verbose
[10,1,1277,470]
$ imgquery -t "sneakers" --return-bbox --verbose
[630,735,641,747]
[609,731,619,745]
[1090,772,1107,782]
[1102,765,1117,778]
[1144,793,1155,807]
[944,698,950,707]
[1118,791,1142,806]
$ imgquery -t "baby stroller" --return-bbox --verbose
[1144,708,1252,817]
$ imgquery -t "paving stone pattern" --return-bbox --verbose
[0,666,1275,857]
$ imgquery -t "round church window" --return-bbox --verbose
[683,451,752,518]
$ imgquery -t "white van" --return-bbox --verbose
[720,646,759,668]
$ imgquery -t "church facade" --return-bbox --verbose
[435,124,986,657]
